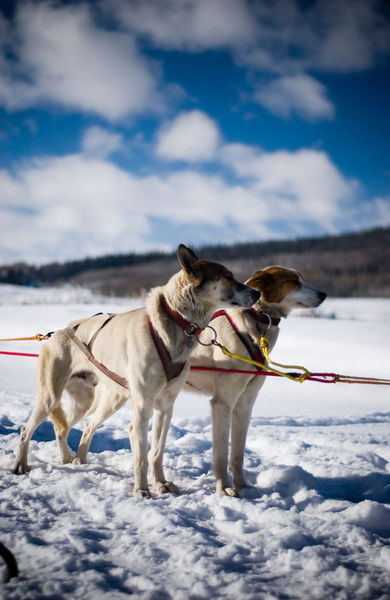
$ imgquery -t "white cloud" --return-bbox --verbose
[108,0,390,74]
[81,126,124,159]
[156,111,220,162]
[106,0,256,52]
[253,74,335,121]
[221,143,356,229]
[0,1,162,120]
[0,1,388,124]
[104,0,389,122]
[1,137,385,265]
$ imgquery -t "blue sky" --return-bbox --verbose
[0,0,389,265]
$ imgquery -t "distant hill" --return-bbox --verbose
[1,226,390,297]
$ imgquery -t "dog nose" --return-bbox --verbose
[318,291,327,302]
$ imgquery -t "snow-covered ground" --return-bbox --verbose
[0,284,389,599]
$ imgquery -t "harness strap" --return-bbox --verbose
[68,327,129,390]
[87,313,115,351]
[147,317,185,382]
[211,310,265,370]
[247,308,281,328]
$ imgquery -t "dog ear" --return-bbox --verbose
[245,270,273,292]
[177,244,203,283]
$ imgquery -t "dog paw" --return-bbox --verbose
[134,488,152,499]
[223,487,241,498]
[72,455,88,465]
[12,462,28,475]
[59,456,73,465]
[155,481,180,495]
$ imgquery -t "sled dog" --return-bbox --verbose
[12,245,260,498]
[186,266,326,497]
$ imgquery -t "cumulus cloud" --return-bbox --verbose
[81,126,124,159]
[221,143,356,229]
[0,1,162,120]
[0,1,388,123]
[108,0,390,75]
[106,0,256,52]
[2,134,387,264]
[103,0,389,122]
[253,74,335,121]
[156,111,220,162]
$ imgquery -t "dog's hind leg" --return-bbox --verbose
[73,389,127,465]
[50,405,73,465]
[12,344,67,474]
[150,392,179,494]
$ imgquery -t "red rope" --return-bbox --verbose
[1,351,389,385]
[189,365,390,385]
[0,351,40,358]
[190,365,339,384]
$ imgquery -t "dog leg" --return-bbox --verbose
[12,403,53,474]
[13,346,66,474]
[73,392,127,465]
[150,394,179,494]
[230,383,259,492]
[211,396,238,497]
[129,398,153,498]
[50,406,73,464]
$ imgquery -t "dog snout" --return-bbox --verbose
[230,283,260,307]
[246,286,261,306]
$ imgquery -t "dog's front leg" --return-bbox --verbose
[211,396,238,497]
[230,385,258,493]
[150,393,179,494]
[129,398,153,498]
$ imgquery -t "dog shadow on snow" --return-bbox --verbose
[5,420,390,506]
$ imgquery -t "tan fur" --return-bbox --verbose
[186,266,326,497]
[12,245,259,498]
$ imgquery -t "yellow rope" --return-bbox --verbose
[216,335,311,383]
[216,337,390,385]
[259,336,311,382]
[0,334,50,342]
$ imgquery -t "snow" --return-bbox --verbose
[1,284,390,599]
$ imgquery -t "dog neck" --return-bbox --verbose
[251,298,291,320]
[158,271,216,329]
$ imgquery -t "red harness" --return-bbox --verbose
[209,309,280,370]
[148,295,203,382]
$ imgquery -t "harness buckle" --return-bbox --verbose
[184,323,199,337]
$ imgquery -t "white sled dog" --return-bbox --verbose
[186,266,326,497]
[12,245,260,498]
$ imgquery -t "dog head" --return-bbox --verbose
[177,245,260,308]
[246,266,326,316]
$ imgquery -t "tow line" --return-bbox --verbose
[1,331,390,386]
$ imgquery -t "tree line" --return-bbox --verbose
[1,225,390,297]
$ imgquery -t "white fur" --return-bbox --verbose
[186,267,326,497]
[12,246,259,498]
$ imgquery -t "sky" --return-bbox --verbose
[0,0,389,265]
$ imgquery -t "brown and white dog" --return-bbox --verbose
[12,245,260,498]
[186,266,327,497]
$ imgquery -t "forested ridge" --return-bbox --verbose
[1,226,390,297]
